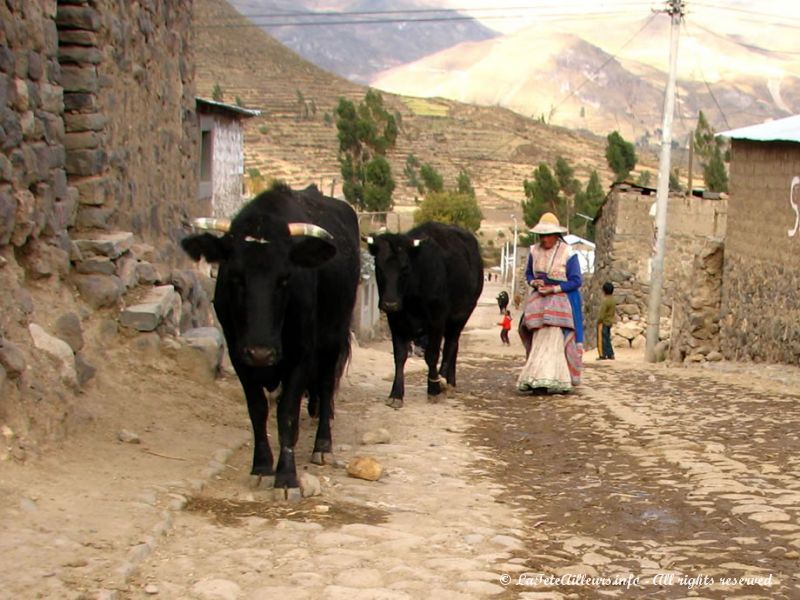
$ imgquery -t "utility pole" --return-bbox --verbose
[686,133,693,195]
[510,216,519,302]
[645,0,684,362]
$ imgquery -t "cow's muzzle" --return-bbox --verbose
[380,300,401,313]
[242,346,279,366]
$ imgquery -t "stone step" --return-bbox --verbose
[119,285,180,332]
[72,231,134,259]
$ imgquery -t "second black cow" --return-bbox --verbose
[366,222,484,408]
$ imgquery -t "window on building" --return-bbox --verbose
[200,129,213,183]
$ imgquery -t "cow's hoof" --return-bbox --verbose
[385,397,404,409]
[311,451,334,465]
[250,465,275,476]
[427,393,442,404]
[274,471,299,490]
[249,474,271,489]
[272,486,302,503]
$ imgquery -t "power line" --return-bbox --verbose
[687,19,800,56]
[198,3,657,21]
[196,6,658,29]
[691,1,800,25]
[679,21,730,131]
[549,11,660,115]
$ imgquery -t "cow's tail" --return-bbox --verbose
[330,331,354,418]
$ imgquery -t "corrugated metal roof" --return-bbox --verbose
[196,97,261,118]
[718,114,800,143]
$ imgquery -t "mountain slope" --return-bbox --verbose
[222,0,498,83]
[194,0,631,233]
[370,11,800,140]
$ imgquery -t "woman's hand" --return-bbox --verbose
[530,278,545,289]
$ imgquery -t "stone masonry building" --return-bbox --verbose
[584,183,727,357]
[718,115,800,364]
[1,1,206,451]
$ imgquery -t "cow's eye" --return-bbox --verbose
[277,276,290,288]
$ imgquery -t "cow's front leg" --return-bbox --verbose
[274,381,304,494]
[388,334,409,409]
[425,332,445,400]
[242,380,273,476]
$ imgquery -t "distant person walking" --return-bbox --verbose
[597,282,616,360]
[498,309,512,345]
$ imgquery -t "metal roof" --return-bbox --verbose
[718,114,800,143]
[563,233,596,249]
[196,97,261,118]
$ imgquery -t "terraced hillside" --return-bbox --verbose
[194,0,634,234]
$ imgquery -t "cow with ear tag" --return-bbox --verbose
[365,221,483,409]
[181,183,360,496]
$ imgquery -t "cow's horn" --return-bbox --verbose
[364,235,374,244]
[288,222,334,241]
[412,239,423,247]
[192,217,231,233]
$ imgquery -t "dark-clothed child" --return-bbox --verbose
[597,282,616,360]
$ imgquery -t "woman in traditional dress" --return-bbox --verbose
[517,212,584,393]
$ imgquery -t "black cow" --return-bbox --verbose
[181,183,360,493]
[366,222,483,409]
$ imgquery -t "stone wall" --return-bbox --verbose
[669,239,724,363]
[584,185,727,355]
[720,140,800,363]
[58,0,198,258]
[0,1,213,455]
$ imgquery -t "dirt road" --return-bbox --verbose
[2,280,800,599]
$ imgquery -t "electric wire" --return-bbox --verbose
[691,1,800,25]
[549,11,660,116]
[680,20,731,131]
[197,3,658,21]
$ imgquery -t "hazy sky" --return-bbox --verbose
[433,0,799,35]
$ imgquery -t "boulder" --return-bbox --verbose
[347,456,383,481]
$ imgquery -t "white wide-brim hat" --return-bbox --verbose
[531,212,567,235]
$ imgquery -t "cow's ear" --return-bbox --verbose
[181,233,231,263]
[290,237,337,268]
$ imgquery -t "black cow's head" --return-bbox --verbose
[365,233,424,313]
[182,213,336,367]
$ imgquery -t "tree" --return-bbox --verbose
[693,110,716,164]
[522,163,561,228]
[605,131,637,182]
[692,111,729,192]
[669,168,683,193]
[554,156,581,226]
[414,190,483,233]
[573,170,605,239]
[363,156,395,212]
[335,90,398,211]
[403,154,422,193]
[703,145,729,192]
[211,83,223,102]
[636,170,653,187]
[419,163,444,194]
[456,169,475,199]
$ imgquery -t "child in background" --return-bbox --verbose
[597,282,616,360]
[498,309,512,345]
